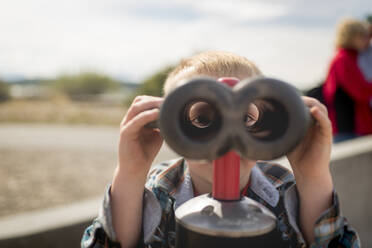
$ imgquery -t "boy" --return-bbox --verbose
[82,51,360,248]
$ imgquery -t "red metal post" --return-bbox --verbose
[212,151,240,200]
[212,77,241,201]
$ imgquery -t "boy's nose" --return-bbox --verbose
[218,77,240,88]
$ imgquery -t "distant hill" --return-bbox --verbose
[119,81,140,91]
[1,76,140,90]
[10,78,49,85]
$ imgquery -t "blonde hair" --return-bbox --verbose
[163,51,262,95]
[335,18,369,49]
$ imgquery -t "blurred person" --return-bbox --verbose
[358,16,372,81]
[323,18,372,143]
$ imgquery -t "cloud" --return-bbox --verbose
[184,0,288,23]
[263,0,371,27]
[123,2,202,21]
[0,0,370,89]
[116,0,289,25]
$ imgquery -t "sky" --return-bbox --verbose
[0,0,371,89]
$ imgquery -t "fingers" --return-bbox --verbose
[123,108,160,137]
[122,96,163,126]
[302,96,327,115]
[302,96,332,137]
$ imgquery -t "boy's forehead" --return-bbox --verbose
[174,75,243,90]
[168,74,215,93]
[165,67,259,95]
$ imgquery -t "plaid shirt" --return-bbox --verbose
[81,158,360,248]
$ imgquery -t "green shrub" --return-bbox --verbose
[124,65,174,106]
[137,66,174,97]
[366,14,372,24]
[54,72,119,99]
[0,80,11,102]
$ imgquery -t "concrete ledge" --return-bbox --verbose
[1,135,371,247]
[0,198,101,248]
[0,221,93,248]
[331,134,372,161]
[330,135,372,247]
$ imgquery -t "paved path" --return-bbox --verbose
[8,123,369,217]
[0,124,177,217]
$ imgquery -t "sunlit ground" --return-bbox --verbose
[0,99,124,126]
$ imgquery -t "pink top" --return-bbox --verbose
[323,48,372,135]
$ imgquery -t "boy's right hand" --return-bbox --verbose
[118,95,163,177]
[112,95,163,247]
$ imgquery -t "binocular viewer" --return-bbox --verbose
[154,76,311,161]
[145,76,311,247]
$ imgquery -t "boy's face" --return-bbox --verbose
[182,76,259,185]
[188,101,259,129]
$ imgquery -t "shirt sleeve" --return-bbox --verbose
[284,185,361,247]
[311,192,361,248]
[80,184,122,248]
[81,184,163,248]
[81,219,121,248]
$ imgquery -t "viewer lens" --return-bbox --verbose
[188,102,216,128]
[180,101,222,142]
[245,99,289,141]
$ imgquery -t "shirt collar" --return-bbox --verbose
[172,162,280,210]
[250,165,280,207]
[173,168,194,209]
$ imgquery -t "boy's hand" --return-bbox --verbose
[112,95,163,247]
[287,96,332,183]
[118,95,163,177]
[287,96,333,244]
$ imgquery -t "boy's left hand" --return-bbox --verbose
[287,96,334,244]
[287,96,333,184]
